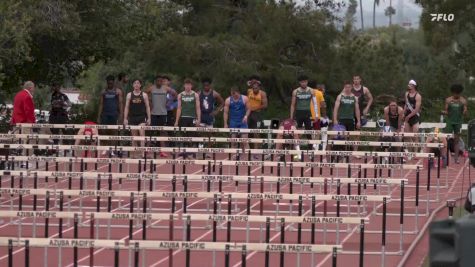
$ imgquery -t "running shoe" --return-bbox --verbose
[159,152,169,158]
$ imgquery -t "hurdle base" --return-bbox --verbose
[340,250,404,256]
[375,212,429,217]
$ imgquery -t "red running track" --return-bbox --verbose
[0,153,471,267]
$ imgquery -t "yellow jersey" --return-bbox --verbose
[247,89,264,111]
[310,88,325,120]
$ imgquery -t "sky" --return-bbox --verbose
[296,0,423,28]
[358,0,423,28]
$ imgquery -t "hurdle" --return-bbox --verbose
[0,133,445,149]
[0,155,424,195]
[0,237,342,267]
[14,123,453,138]
[0,125,452,267]
[0,187,390,245]
[0,155,424,170]
[0,209,367,242]
[0,151,425,220]
[0,170,409,186]
[0,143,437,158]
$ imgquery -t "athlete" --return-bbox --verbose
[124,79,151,158]
[247,75,268,153]
[333,81,361,132]
[175,79,201,159]
[163,76,178,127]
[275,118,301,161]
[223,87,251,150]
[384,99,404,132]
[199,77,224,127]
[247,76,268,128]
[49,82,71,144]
[443,84,467,164]
[308,82,327,127]
[147,75,177,157]
[115,72,128,122]
[424,128,448,168]
[403,80,422,151]
[74,121,101,156]
[290,75,315,130]
[98,75,123,125]
[175,79,201,128]
[316,83,332,124]
[352,75,373,119]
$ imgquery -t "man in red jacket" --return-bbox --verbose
[11,81,36,161]
[12,81,36,128]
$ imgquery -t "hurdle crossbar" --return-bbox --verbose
[0,133,444,148]
[0,170,409,185]
[0,209,367,224]
[187,214,367,224]
[14,123,452,138]
[0,143,436,158]
[0,237,341,253]
[0,155,423,170]
[0,188,390,202]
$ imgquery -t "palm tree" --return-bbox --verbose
[385,0,396,26]
[373,0,380,28]
[359,0,364,29]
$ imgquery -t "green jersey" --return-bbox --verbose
[338,94,356,120]
[180,92,197,118]
[295,88,312,111]
[447,98,464,124]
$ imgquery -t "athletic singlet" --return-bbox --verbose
[102,89,119,116]
[128,91,146,118]
[405,92,419,117]
[338,94,356,120]
[295,88,312,111]
[388,107,399,129]
[247,89,263,111]
[200,90,215,115]
[447,98,464,124]
[352,86,365,110]
[150,86,167,116]
[180,92,197,118]
[229,95,246,122]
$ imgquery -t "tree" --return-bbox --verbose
[359,0,364,29]
[384,3,396,26]
[418,0,475,80]
[373,0,380,28]
[0,0,174,96]
[344,0,358,33]
[0,1,32,90]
